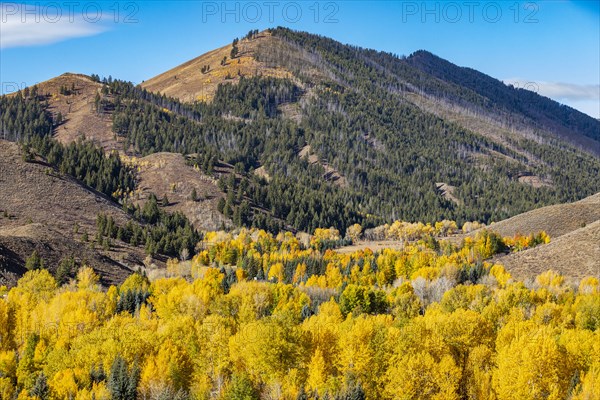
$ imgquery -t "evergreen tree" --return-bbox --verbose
[25,250,44,271]
[223,374,259,400]
[55,256,75,285]
[30,372,49,400]
[335,383,366,400]
[108,356,139,400]
[90,363,106,384]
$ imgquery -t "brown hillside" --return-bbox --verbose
[484,192,600,239]
[32,73,122,152]
[495,220,600,281]
[0,140,143,287]
[140,31,294,103]
[127,152,231,231]
[12,75,230,232]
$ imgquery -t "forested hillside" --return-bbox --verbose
[406,50,600,144]
[1,27,600,281]
[137,27,600,231]
[4,29,600,237]
[0,89,201,283]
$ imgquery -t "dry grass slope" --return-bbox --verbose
[0,140,142,287]
[497,220,600,281]
[485,193,600,239]
[483,192,600,280]
[129,152,231,231]
[140,32,294,103]
[31,73,121,152]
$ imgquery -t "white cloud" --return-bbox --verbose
[504,78,600,118]
[1,3,108,49]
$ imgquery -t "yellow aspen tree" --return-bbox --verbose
[325,263,343,288]
[463,345,495,400]
[49,369,79,400]
[494,327,574,400]
[76,267,100,291]
[337,315,392,398]
[268,262,285,283]
[0,350,17,400]
[385,351,460,400]
[139,339,192,397]
[571,363,600,400]
[345,224,362,243]
[292,263,307,284]
[0,299,12,351]
[306,347,328,396]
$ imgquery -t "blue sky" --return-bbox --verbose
[1,1,599,117]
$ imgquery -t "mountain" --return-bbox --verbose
[2,72,231,232]
[137,27,600,230]
[141,31,296,103]
[1,27,599,284]
[405,50,600,151]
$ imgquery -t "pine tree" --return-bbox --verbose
[25,250,44,270]
[56,256,75,285]
[217,198,226,213]
[335,383,366,400]
[94,92,101,113]
[223,374,258,400]
[30,372,49,400]
[190,188,198,202]
[90,363,106,383]
[108,356,139,400]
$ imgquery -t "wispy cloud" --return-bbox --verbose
[504,78,600,118]
[1,3,108,49]
[503,78,600,101]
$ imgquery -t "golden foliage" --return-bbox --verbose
[1,225,594,400]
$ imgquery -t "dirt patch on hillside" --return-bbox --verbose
[518,174,553,188]
[254,166,271,182]
[436,182,460,205]
[129,152,231,231]
[299,145,347,187]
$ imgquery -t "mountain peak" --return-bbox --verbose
[140,29,295,102]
